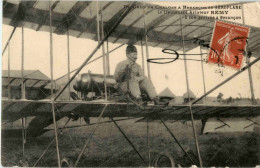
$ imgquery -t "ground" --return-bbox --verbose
[1,117,259,167]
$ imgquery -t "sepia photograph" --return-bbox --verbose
[1,1,260,167]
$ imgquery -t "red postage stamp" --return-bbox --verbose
[208,21,250,69]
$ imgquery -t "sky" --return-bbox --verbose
[2,1,260,99]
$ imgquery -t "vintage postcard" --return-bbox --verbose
[1,1,260,167]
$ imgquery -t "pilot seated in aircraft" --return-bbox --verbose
[114,45,168,106]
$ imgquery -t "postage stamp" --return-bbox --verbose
[208,21,250,69]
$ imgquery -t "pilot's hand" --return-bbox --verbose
[126,60,135,67]
[133,76,145,82]
[124,65,131,80]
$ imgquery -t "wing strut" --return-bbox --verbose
[215,118,231,130]
[98,2,108,101]
[67,30,71,100]
[21,20,26,159]
[244,118,260,129]
[242,4,256,104]
[192,57,260,105]
[33,118,71,167]
[7,43,11,98]
[74,104,108,167]
[143,9,151,79]
[155,112,197,165]
[49,1,61,167]
[180,14,203,167]
[146,114,151,166]
[2,27,16,56]
[199,46,207,103]
[2,0,27,56]
[110,117,146,162]
[140,39,145,74]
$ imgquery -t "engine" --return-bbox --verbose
[73,72,117,100]
[73,73,93,92]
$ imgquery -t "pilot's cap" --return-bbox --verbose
[126,45,137,54]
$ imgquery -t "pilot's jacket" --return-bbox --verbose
[114,59,157,99]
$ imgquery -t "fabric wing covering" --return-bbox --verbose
[3,1,260,53]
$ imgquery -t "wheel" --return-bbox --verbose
[154,152,175,167]
[61,157,74,167]
[17,160,29,167]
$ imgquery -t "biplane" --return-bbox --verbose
[2,0,260,167]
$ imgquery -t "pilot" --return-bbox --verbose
[114,45,168,106]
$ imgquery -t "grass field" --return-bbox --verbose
[1,117,260,167]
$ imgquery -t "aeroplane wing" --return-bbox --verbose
[2,99,259,121]
[3,1,260,53]
[2,1,260,137]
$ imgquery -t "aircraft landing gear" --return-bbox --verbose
[154,152,175,167]
[17,160,29,167]
[61,157,74,167]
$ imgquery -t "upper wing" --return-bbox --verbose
[3,1,260,53]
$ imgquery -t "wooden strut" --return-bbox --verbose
[54,2,136,101]
[21,26,26,158]
[74,104,108,167]
[8,44,11,99]
[106,40,110,75]
[33,118,71,167]
[140,39,145,74]
[49,1,61,167]
[110,117,146,162]
[215,118,231,130]
[106,40,111,97]
[100,3,108,101]
[146,115,150,167]
[67,30,71,100]
[155,112,196,165]
[241,4,256,104]
[180,14,203,167]
[21,26,25,100]
[143,9,151,79]
[179,15,191,104]
[2,27,16,56]
[244,118,260,129]
[22,117,26,158]
[199,46,207,103]
[206,137,232,166]
[189,106,203,166]
[192,57,260,105]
